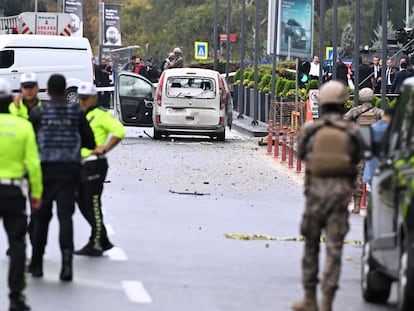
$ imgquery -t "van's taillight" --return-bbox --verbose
[155,115,161,122]
[157,72,165,107]
[219,117,225,125]
[218,73,226,110]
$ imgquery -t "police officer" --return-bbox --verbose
[293,81,362,311]
[344,88,383,213]
[29,74,95,281]
[9,72,42,119]
[0,78,42,311]
[74,82,125,256]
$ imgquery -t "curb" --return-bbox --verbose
[231,111,268,137]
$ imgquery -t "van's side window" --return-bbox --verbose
[0,50,14,68]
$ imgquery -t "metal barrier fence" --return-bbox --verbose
[269,100,307,131]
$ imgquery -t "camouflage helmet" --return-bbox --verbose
[173,47,182,54]
[317,80,349,106]
[359,87,374,103]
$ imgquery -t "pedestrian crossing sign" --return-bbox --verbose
[194,41,208,60]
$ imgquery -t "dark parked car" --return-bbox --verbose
[284,19,307,49]
[114,71,155,127]
[361,77,414,311]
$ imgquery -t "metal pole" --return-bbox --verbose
[238,0,246,119]
[99,2,104,46]
[407,0,410,26]
[214,0,218,71]
[381,0,388,109]
[35,0,38,12]
[319,0,325,85]
[354,0,360,107]
[225,0,231,82]
[271,0,279,102]
[332,0,338,80]
[253,0,260,123]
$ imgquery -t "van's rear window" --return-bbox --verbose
[0,50,14,68]
[167,77,216,99]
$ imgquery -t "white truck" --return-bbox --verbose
[0,12,73,36]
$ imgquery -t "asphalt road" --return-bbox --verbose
[0,126,399,311]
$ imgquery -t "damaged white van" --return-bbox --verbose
[153,68,232,141]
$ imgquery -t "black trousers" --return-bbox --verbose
[78,158,109,247]
[31,164,80,258]
[0,185,27,298]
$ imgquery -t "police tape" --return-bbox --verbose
[224,234,364,245]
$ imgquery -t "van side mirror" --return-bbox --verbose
[359,125,373,160]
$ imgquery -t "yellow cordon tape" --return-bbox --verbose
[224,234,364,245]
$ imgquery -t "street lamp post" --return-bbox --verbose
[253,0,260,124]
[225,0,231,83]
[381,0,388,109]
[319,0,325,85]
[214,0,218,71]
[332,0,338,80]
[238,0,247,119]
[354,0,360,107]
[407,0,410,26]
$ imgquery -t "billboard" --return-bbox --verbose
[64,0,83,37]
[268,0,313,58]
[103,3,121,46]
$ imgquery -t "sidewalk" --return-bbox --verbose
[231,111,268,137]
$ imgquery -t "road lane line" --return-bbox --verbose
[122,281,152,304]
[106,247,128,261]
[105,224,115,235]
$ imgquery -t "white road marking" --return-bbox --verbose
[105,224,115,235]
[106,247,128,261]
[122,280,152,304]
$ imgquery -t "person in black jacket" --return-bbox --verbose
[29,74,96,282]
[335,58,349,86]
[391,61,412,94]
[139,58,160,83]
[358,57,374,89]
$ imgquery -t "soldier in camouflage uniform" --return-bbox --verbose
[344,88,383,213]
[292,81,362,311]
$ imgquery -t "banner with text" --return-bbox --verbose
[103,3,122,46]
[64,0,83,37]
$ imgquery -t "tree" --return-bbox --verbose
[339,23,354,58]
[371,19,395,49]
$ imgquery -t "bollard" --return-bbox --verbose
[361,183,367,209]
[296,157,302,173]
[273,122,280,158]
[281,126,288,163]
[288,131,295,168]
[267,120,274,154]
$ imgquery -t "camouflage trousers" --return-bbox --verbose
[300,177,352,296]
[353,160,365,198]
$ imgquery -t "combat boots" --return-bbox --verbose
[320,295,334,311]
[351,197,361,214]
[28,254,43,278]
[292,290,318,311]
[59,249,73,282]
[9,295,30,311]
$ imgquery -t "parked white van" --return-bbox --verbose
[153,68,232,141]
[0,34,93,103]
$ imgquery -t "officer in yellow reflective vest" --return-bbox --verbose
[9,72,42,119]
[75,82,125,256]
[0,78,42,311]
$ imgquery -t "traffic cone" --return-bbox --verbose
[306,100,313,122]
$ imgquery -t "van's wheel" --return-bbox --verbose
[153,129,162,140]
[398,245,414,311]
[361,242,392,303]
[67,87,79,105]
[217,130,225,142]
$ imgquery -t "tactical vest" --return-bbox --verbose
[355,106,379,126]
[37,102,81,163]
[309,120,353,177]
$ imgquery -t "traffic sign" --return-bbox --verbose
[325,46,338,61]
[194,41,208,60]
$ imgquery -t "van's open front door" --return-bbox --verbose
[114,72,154,127]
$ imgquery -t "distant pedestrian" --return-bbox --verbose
[359,57,374,89]
[391,61,412,94]
[293,81,362,311]
[363,107,393,186]
[169,47,184,68]
[74,82,125,257]
[335,58,348,85]
[29,74,96,282]
[139,58,160,83]
[344,87,383,214]
[0,78,42,311]
[385,58,397,94]
[134,57,144,74]
[372,56,382,93]
[98,58,111,108]
[309,55,321,81]
[122,55,136,72]
[161,52,175,72]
